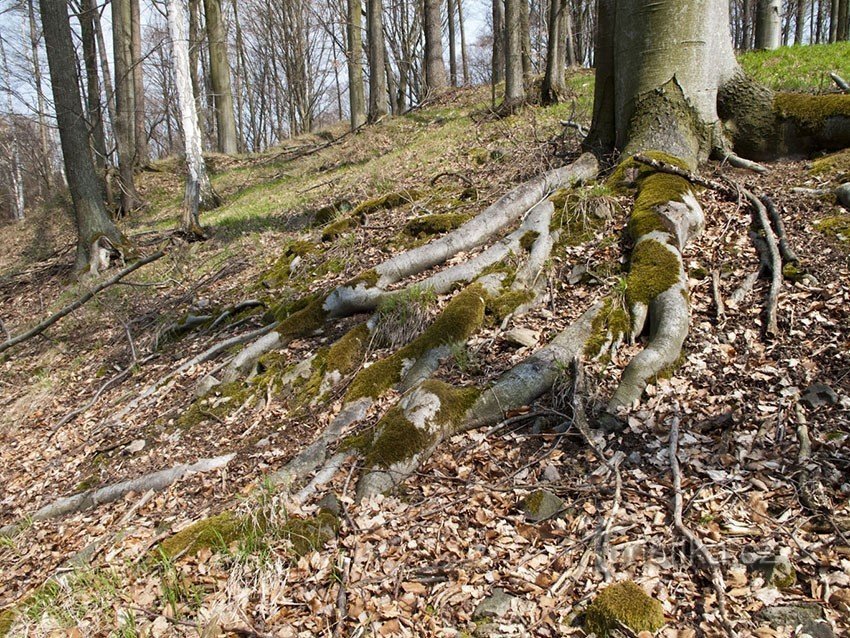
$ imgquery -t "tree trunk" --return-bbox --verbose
[167,0,219,236]
[503,0,525,109]
[423,0,447,94]
[0,36,25,221]
[491,0,505,85]
[131,0,148,165]
[347,0,367,128]
[112,0,141,214]
[755,0,782,49]
[541,0,566,104]
[447,0,458,86]
[458,0,469,85]
[367,0,389,120]
[39,0,127,272]
[27,0,52,196]
[839,0,849,40]
[796,0,807,44]
[203,0,238,153]
[519,0,533,82]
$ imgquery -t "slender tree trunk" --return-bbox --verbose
[839,0,849,39]
[347,0,367,128]
[816,0,824,41]
[458,0,469,85]
[564,1,575,67]
[491,0,505,86]
[27,0,52,195]
[39,0,127,272]
[503,0,526,109]
[423,0,447,94]
[0,37,25,221]
[447,0,458,86]
[796,0,807,44]
[231,0,253,150]
[755,0,782,49]
[367,0,389,120]
[203,0,238,153]
[112,0,141,213]
[167,0,219,236]
[541,0,566,104]
[131,0,147,165]
[519,0,532,82]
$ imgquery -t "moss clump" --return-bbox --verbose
[266,293,313,324]
[293,324,370,406]
[158,512,242,559]
[520,230,540,251]
[419,378,480,429]
[366,406,431,468]
[276,294,328,339]
[0,608,15,637]
[321,216,357,241]
[404,213,470,238]
[585,581,665,637]
[585,297,631,358]
[607,152,690,192]
[263,240,316,286]
[352,190,423,217]
[345,268,380,288]
[814,214,850,243]
[486,289,535,322]
[177,382,251,429]
[345,285,486,401]
[810,149,850,182]
[284,510,339,556]
[628,172,694,241]
[774,92,850,132]
[649,351,686,384]
[313,199,353,225]
[781,262,806,282]
[626,239,681,307]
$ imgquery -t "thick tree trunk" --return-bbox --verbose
[367,0,389,120]
[167,0,219,236]
[519,0,533,82]
[39,0,127,271]
[112,0,142,214]
[839,0,850,40]
[755,0,782,49]
[78,0,109,202]
[423,0,447,94]
[203,0,238,153]
[347,0,367,128]
[458,0,470,84]
[503,0,525,109]
[491,0,505,85]
[541,0,567,104]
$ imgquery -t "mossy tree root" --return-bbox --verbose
[607,160,705,412]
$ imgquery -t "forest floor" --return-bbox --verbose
[0,46,849,638]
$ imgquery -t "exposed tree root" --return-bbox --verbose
[0,454,235,538]
[0,250,165,357]
[742,189,782,336]
[831,72,850,93]
[668,415,736,637]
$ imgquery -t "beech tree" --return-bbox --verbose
[112,0,143,214]
[203,0,238,154]
[346,0,366,129]
[39,0,128,272]
[422,0,447,94]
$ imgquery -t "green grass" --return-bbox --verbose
[739,41,850,92]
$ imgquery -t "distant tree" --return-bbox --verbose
[367,0,389,120]
[203,0,237,153]
[502,0,526,110]
[347,0,367,129]
[39,0,128,272]
[755,0,782,49]
[423,0,447,94]
[112,0,143,213]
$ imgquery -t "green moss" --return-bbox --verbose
[627,172,694,241]
[585,581,665,638]
[775,92,850,132]
[321,216,357,241]
[810,149,850,181]
[351,190,424,217]
[650,352,686,383]
[520,230,540,251]
[365,406,431,468]
[584,297,631,358]
[0,608,15,637]
[607,152,690,192]
[313,199,353,225]
[326,323,370,374]
[814,214,850,244]
[345,285,486,401]
[486,289,535,322]
[346,269,380,288]
[276,294,328,338]
[283,510,339,556]
[263,240,316,286]
[177,382,252,429]
[689,266,708,280]
[626,239,681,307]
[781,262,806,282]
[158,512,242,559]
[404,213,470,238]
[419,379,480,429]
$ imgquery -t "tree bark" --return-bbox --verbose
[423,0,447,94]
[756,0,782,49]
[347,0,367,128]
[367,0,389,120]
[0,36,25,221]
[131,0,148,165]
[839,0,849,40]
[203,0,238,153]
[112,0,142,214]
[796,0,807,44]
[27,0,52,195]
[503,0,526,109]
[541,0,566,104]
[447,0,458,86]
[519,0,532,82]
[78,0,109,204]
[458,0,469,85]
[491,0,505,85]
[39,0,127,271]
[167,0,220,236]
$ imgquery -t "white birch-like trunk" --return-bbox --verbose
[167,0,216,235]
[755,0,782,49]
[0,35,25,221]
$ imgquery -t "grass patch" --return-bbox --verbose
[739,41,850,92]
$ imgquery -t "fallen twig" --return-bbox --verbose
[668,415,736,637]
[0,251,166,356]
[742,189,782,336]
[712,270,726,320]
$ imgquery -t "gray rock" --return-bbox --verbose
[801,383,839,409]
[749,555,796,588]
[541,465,561,482]
[757,604,832,637]
[194,374,221,398]
[837,182,850,210]
[123,439,147,455]
[317,492,342,516]
[503,328,539,348]
[519,489,564,522]
[473,588,515,620]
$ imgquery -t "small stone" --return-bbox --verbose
[123,439,146,455]
[519,489,564,522]
[194,374,221,398]
[473,588,515,620]
[503,328,539,348]
[254,437,271,448]
[836,182,850,210]
[541,465,561,482]
[757,604,828,635]
[568,264,587,285]
[801,383,839,409]
[748,555,796,588]
[317,493,342,516]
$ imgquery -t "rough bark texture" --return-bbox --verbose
[39,0,127,271]
[503,0,525,109]
[204,0,239,154]
[131,0,148,165]
[423,0,447,95]
[346,0,367,129]
[541,0,567,104]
